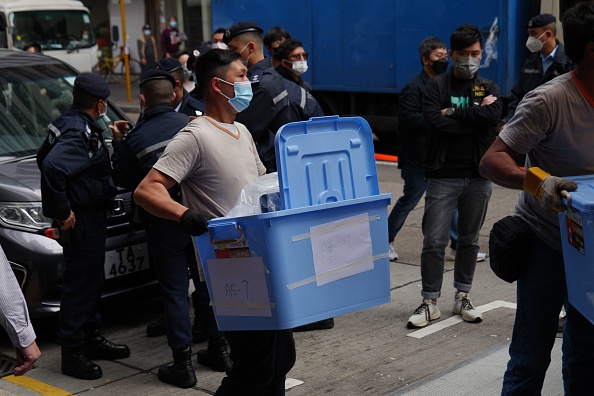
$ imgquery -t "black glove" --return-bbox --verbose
[179,209,208,236]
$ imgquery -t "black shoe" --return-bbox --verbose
[146,315,166,337]
[62,347,102,380]
[197,337,233,372]
[293,318,335,332]
[158,347,197,388]
[85,330,130,360]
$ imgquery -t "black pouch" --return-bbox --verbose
[488,215,535,283]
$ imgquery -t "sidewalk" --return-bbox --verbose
[108,80,140,116]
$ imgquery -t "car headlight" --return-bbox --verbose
[0,202,53,232]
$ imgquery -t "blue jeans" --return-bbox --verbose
[420,177,492,299]
[388,163,427,242]
[502,235,594,395]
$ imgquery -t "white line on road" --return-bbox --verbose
[406,300,517,339]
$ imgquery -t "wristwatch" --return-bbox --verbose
[445,107,455,117]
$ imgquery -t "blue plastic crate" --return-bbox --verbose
[194,116,391,331]
[560,175,594,326]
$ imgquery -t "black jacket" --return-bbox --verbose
[178,88,205,117]
[504,41,573,122]
[235,59,293,173]
[423,70,502,175]
[397,69,431,169]
[275,65,313,93]
[37,106,117,220]
[112,104,188,190]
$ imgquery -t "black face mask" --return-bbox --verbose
[431,58,449,75]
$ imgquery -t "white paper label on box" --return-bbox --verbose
[310,213,374,286]
[206,257,273,317]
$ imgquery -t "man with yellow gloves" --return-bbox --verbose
[479,3,594,394]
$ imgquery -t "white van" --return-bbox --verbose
[0,0,98,72]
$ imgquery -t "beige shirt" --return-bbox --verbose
[154,116,266,219]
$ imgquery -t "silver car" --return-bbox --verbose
[0,49,156,316]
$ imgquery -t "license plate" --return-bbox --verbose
[104,243,150,279]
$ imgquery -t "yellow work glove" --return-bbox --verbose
[523,167,578,212]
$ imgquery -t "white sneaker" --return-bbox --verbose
[388,242,398,261]
[446,248,487,262]
[452,292,483,323]
[407,299,441,328]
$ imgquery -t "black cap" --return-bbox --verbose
[142,24,151,30]
[139,69,175,88]
[74,73,110,99]
[155,58,183,73]
[527,13,556,29]
[187,45,211,70]
[223,21,263,45]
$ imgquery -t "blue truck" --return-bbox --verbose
[212,0,572,154]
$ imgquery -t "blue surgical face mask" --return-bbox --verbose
[170,21,177,28]
[217,78,253,112]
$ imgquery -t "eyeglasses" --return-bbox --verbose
[287,52,308,61]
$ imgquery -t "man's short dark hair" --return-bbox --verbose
[561,2,594,64]
[418,37,446,59]
[194,49,242,99]
[73,87,100,110]
[450,24,483,51]
[263,26,291,47]
[274,38,303,61]
[213,27,226,36]
[140,80,175,107]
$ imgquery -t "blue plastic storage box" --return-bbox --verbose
[560,175,594,326]
[195,116,392,330]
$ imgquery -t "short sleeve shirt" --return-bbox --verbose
[499,72,594,250]
[153,116,266,219]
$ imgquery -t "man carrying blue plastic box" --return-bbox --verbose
[134,49,296,395]
[479,3,594,394]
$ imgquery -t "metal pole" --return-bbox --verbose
[119,0,132,102]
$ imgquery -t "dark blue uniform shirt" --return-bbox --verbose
[37,106,116,220]
[111,103,189,190]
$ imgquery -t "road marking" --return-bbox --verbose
[406,300,517,339]
[285,378,304,389]
[3,375,73,396]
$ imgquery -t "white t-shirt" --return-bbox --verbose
[153,116,266,219]
[500,72,594,250]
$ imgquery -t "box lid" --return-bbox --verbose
[274,116,379,210]
[564,175,594,212]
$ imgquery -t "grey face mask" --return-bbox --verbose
[454,57,481,79]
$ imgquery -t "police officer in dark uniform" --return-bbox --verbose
[224,21,295,173]
[155,58,206,118]
[503,13,574,123]
[144,57,208,345]
[37,73,130,380]
[111,69,232,387]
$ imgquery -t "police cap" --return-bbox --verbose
[223,21,263,45]
[527,13,556,29]
[74,73,110,99]
[155,58,183,73]
[139,69,175,88]
[187,45,211,70]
